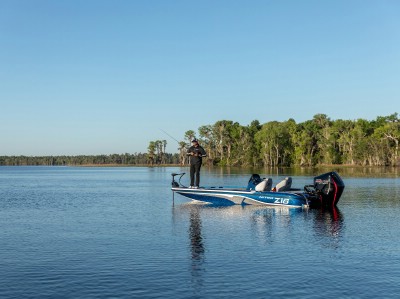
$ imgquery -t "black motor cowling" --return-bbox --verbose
[313,172,345,207]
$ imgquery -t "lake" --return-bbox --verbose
[0,166,399,298]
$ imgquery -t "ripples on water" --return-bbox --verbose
[0,166,399,298]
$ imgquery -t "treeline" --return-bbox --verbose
[2,113,399,167]
[0,153,180,166]
[147,140,170,166]
[173,113,400,167]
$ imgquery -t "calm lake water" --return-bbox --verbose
[1,166,399,298]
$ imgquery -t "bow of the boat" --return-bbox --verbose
[172,187,247,205]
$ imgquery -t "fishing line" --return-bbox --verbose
[159,129,181,144]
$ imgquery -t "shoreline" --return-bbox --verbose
[1,163,398,169]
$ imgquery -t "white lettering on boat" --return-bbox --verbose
[274,198,290,205]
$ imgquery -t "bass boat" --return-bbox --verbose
[171,172,344,208]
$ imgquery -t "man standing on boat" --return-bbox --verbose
[187,138,207,188]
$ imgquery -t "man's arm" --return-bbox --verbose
[200,147,207,157]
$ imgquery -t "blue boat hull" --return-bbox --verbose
[171,171,344,208]
[172,187,311,208]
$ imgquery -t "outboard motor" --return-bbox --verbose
[247,174,262,191]
[313,172,345,207]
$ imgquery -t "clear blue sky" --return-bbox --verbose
[1,0,399,155]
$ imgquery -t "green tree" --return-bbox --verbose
[147,141,156,165]
[292,120,319,166]
[374,113,400,165]
[198,125,214,165]
[255,121,293,166]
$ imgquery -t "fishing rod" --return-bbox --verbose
[159,129,182,145]
[159,129,197,150]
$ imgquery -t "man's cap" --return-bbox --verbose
[191,138,198,143]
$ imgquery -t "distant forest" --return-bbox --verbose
[2,113,399,167]
[0,153,179,166]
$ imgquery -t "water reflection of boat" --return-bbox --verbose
[173,203,344,293]
[174,203,344,250]
[312,207,344,249]
[172,172,345,208]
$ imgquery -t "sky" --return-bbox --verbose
[1,0,399,155]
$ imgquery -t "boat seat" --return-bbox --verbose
[247,174,263,190]
[275,177,292,192]
[255,178,273,191]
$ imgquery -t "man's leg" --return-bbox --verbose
[190,164,195,187]
[195,163,201,187]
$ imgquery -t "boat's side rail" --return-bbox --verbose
[171,187,307,196]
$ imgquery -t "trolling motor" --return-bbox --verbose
[304,172,345,207]
[171,173,186,188]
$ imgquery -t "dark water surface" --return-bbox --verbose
[1,166,399,298]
